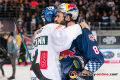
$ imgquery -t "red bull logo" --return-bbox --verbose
[65,3,77,11]
[89,34,95,41]
[59,47,76,60]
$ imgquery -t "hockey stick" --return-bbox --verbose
[14,17,50,80]
[0,44,7,59]
[14,17,31,62]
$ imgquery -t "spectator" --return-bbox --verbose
[0,0,2,12]
[18,42,27,66]
[95,12,102,27]
[89,5,93,12]
[24,12,32,34]
[116,14,120,28]
[112,5,116,12]
[86,10,91,22]
[54,0,60,8]
[17,16,24,28]
[23,0,30,16]
[19,11,24,19]
[90,1,96,9]
[88,12,94,30]
[23,25,27,35]
[85,4,90,11]
[79,17,85,23]
[110,12,117,29]
[102,12,109,30]
[81,5,87,16]
[9,0,15,17]
[0,0,3,17]
[30,0,38,8]
[31,14,36,24]
[80,11,85,18]
[71,0,77,5]
[103,2,111,15]
[102,0,107,5]
[2,33,18,80]
[78,13,83,22]
[115,0,119,11]
[3,0,10,17]
[30,0,38,15]
[108,10,112,17]
[84,0,89,5]
[39,0,47,10]
[95,0,100,6]
[97,3,103,15]
[78,0,83,9]
[32,23,36,33]
[107,0,115,7]
[34,12,39,29]
[20,1,24,13]
[14,0,21,18]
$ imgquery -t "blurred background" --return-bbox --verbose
[0,0,120,79]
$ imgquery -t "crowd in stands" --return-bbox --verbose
[0,0,120,34]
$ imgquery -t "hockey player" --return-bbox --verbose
[54,3,104,80]
[59,28,104,80]
[30,4,91,80]
[55,3,104,80]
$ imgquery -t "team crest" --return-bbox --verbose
[89,34,95,41]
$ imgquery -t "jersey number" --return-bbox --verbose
[93,46,100,54]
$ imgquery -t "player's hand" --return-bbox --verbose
[82,69,92,74]
[7,53,10,57]
[80,22,90,30]
[33,29,39,40]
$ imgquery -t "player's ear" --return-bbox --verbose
[65,15,71,21]
[80,22,90,30]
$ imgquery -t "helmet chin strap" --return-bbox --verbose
[64,14,73,27]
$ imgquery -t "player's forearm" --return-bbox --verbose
[84,59,104,73]
[33,29,39,40]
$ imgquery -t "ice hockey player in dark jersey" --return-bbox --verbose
[59,28,104,80]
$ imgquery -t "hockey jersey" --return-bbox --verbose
[60,28,104,79]
[30,23,82,80]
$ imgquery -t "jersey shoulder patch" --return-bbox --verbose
[56,25,64,29]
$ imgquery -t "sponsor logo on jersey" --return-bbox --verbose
[69,71,77,79]
[89,34,95,41]
[40,51,48,69]
[33,36,48,48]
[31,77,37,80]
[65,3,77,11]
[59,47,75,60]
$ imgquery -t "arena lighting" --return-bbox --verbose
[30,0,38,7]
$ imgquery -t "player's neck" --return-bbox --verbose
[67,21,75,27]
